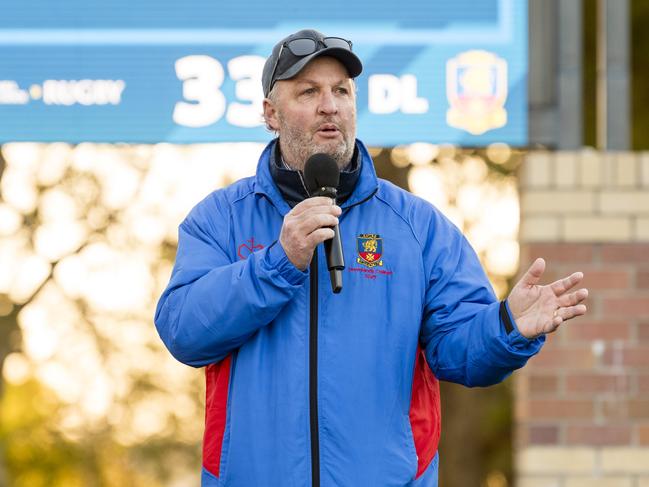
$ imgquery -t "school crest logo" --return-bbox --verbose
[356,234,383,267]
[446,50,508,135]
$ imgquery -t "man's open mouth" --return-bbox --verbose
[317,124,340,135]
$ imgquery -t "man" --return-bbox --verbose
[155,29,588,487]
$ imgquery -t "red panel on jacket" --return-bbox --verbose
[409,347,441,479]
[203,355,232,477]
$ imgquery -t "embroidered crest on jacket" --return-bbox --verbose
[356,234,384,267]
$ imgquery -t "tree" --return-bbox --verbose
[0,142,263,485]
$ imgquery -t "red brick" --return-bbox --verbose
[637,374,649,393]
[515,374,530,399]
[638,271,649,289]
[528,399,593,419]
[602,399,632,420]
[515,397,530,421]
[536,332,562,351]
[529,347,596,369]
[603,346,649,367]
[638,424,649,445]
[526,243,595,264]
[600,400,649,420]
[528,374,559,395]
[601,243,649,263]
[528,425,560,445]
[601,399,649,422]
[629,400,649,419]
[639,322,649,342]
[566,425,631,446]
[566,320,631,341]
[565,373,631,394]
[581,269,631,290]
[604,297,649,317]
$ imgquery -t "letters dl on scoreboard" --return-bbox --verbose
[0,48,526,146]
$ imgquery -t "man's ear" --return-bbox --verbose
[263,98,279,131]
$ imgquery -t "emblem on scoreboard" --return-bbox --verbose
[356,234,383,268]
[445,50,508,135]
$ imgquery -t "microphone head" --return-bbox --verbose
[304,153,340,194]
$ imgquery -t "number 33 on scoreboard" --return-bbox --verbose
[173,55,265,128]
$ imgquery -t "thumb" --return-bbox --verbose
[520,257,546,287]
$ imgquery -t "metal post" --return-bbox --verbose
[597,0,630,150]
[558,0,583,149]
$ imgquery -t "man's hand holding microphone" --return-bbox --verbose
[279,153,346,293]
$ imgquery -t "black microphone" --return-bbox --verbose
[304,153,344,294]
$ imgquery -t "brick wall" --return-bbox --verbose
[516,151,649,487]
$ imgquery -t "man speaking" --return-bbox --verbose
[155,29,588,487]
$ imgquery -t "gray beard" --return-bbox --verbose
[277,120,355,171]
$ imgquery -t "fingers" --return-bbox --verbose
[550,271,584,296]
[290,196,338,216]
[286,197,340,239]
[279,197,342,270]
[520,257,546,287]
[306,227,336,247]
[557,288,589,307]
[512,259,590,337]
[294,211,339,234]
[553,303,588,325]
[548,290,588,332]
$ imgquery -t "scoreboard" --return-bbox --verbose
[0,0,528,145]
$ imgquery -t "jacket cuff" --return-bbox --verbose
[263,240,308,286]
[500,300,514,334]
[501,299,545,350]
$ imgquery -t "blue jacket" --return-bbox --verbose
[155,140,544,487]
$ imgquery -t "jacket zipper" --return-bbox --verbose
[309,250,320,487]
[308,189,376,487]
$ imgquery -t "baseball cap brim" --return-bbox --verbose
[269,47,363,96]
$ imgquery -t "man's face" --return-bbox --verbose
[264,56,357,171]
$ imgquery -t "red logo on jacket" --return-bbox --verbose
[238,238,264,260]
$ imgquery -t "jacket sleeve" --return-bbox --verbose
[154,193,307,367]
[417,204,544,387]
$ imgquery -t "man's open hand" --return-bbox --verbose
[507,258,589,339]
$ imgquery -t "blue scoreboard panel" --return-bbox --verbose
[0,0,527,145]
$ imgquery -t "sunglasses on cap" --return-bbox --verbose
[267,36,353,94]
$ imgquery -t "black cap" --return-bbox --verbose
[262,29,363,97]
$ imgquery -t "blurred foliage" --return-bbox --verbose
[0,143,235,486]
[438,380,514,487]
[0,379,166,487]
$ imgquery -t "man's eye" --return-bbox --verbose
[336,87,349,95]
[302,88,316,95]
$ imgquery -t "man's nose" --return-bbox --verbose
[318,90,338,114]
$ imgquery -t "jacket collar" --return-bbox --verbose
[254,139,378,216]
[269,141,361,208]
